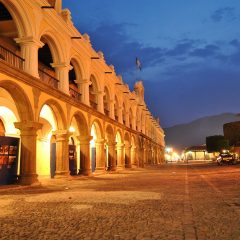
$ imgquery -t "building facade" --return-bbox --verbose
[0,0,165,185]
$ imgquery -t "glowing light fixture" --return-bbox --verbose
[69,126,75,133]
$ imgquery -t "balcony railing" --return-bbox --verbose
[90,100,98,110]
[0,44,24,70]
[38,68,59,89]
[69,87,81,101]
[104,108,110,116]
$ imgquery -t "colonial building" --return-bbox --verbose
[0,0,165,185]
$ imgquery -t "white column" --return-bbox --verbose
[15,37,44,78]
[51,62,71,94]
[75,78,90,106]
[14,121,42,185]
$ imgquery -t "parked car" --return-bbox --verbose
[216,152,235,165]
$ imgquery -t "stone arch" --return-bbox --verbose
[90,72,101,92]
[39,31,65,65]
[103,86,110,116]
[0,80,33,122]
[69,55,86,81]
[131,134,137,166]
[70,111,89,136]
[0,118,5,135]
[124,131,130,143]
[0,0,33,37]
[115,129,123,144]
[105,124,114,142]
[38,99,67,130]
[90,118,104,140]
[89,74,99,109]
[114,95,119,121]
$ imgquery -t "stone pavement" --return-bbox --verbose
[0,163,240,240]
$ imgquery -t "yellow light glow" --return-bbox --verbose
[40,105,57,131]
[0,106,19,135]
[90,124,97,147]
[69,126,75,133]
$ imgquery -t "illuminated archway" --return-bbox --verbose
[37,104,57,177]
[131,135,137,167]
[105,124,115,170]
[124,132,131,168]
[90,119,104,172]
[115,130,123,168]
[0,82,33,184]
[90,124,97,172]
[70,111,89,174]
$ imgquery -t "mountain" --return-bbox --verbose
[164,113,240,151]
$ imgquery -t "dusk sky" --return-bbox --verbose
[62,0,240,128]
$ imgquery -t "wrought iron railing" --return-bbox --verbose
[69,87,81,101]
[90,100,98,110]
[38,68,59,89]
[0,44,24,70]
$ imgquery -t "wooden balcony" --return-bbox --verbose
[38,68,59,89]
[69,87,81,101]
[0,44,24,70]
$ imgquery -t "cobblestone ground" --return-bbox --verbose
[0,163,240,240]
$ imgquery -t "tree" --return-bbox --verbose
[206,135,230,153]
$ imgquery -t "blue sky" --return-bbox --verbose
[62,0,240,127]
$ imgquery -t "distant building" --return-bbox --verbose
[223,121,240,146]
[0,0,165,185]
[223,121,240,155]
[184,145,212,160]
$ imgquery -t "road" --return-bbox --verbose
[0,163,240,240]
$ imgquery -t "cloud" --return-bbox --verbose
[230,39,240,48]
[190,44,220,58]
[211,7,237,22]
[165,40,195,57]
[76,22,166,74]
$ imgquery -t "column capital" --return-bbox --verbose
[108,141,117,147]
[116,143,124,150]
[52,130,72,141]
[51,62,72,70]
[77,135,93,143]
[15,37,44,48]
[75,79,91,85]
[95,139,106,144]
[14,121,42,133]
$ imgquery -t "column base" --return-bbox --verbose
[108,166,117,171]
[117,165,124,170]
[19,173,39,185]
[78,169,92,176]
[94,167,106,174]
[125,164,132,169]
[54,171,70,178]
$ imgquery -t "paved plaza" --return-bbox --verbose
[1,163,240,240]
